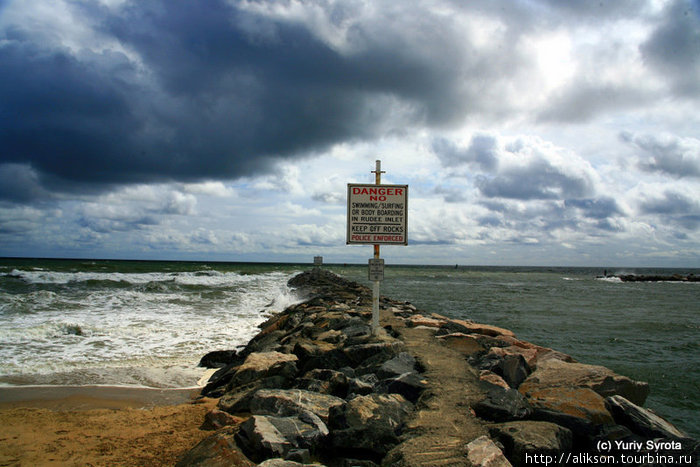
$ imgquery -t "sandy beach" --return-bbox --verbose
[0,386,217,467]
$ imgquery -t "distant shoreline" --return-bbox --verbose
[2,256,700,270]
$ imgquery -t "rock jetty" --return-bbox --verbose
[600,273,699,282]
[179,269,698,466]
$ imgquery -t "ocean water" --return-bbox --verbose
[0,259,303,389]
[0,259,698,438]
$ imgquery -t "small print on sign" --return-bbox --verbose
[347,184,408,245]
[368,258,384,281]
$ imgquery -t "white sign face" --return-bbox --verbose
[347,184,408,245]
[368,258,385,281]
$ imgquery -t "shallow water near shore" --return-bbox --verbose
[1,259,698,438]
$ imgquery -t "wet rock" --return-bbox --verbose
[198,350,241,368]
[328,393,413,458]
[175,426,254,467]
[465,435,512,467]
[235,415,327,463]
[519,359,649,405]
[200,363,240,398]
[248,388,345,423]
[490,421,572,466]
[473,387,532,422]
[604,395,687,439]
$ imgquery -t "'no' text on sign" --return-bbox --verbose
[347,184,408,245]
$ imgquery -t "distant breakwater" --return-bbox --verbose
[178,269,698,467]
[616,274,698,282]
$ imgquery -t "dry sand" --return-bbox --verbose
[0,386,217,467]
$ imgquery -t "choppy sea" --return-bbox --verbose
[0,259,698,437]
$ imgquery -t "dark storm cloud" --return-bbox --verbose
[432,134,499,172]
[639,190,700,230]
[640,0,700,97]
[476,158,594,200]
[565,197,622,220]
[0,0,529,202]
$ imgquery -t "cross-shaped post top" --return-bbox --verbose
[372,159,385,185]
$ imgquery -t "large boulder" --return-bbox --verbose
[499,354,531,389]
[248,389,345,423]
[376,352,418,379]
[292,339,351,372]
[473,387,533,422]
[294,368,350,398]
[328,393,413,458]
[343,341,406,366]
[489,421,573,466]
[525,386,614,425]
[604,395,687,439]
[198,349,242,368]
[235,414,327,463]
[437,332,485,355]
[376,372,429,403]
[229,351,299,388]
[175,426,254,467]
[218,376,290,415]
[519,359,649,405]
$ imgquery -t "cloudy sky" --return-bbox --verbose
[1,0,699,266]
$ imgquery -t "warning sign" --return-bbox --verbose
[347,184,408,245]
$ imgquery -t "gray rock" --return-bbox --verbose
[328,393,413,458]
[295,369,350,398]
[473,387,532,422]
[605,395,687,439]
[292,340,351,372]
[490,421,573,466]
[343,341,406,367]
[235,415,327,463]
[217,376,289,415]
[376,372,429,403]
[377,352,417,379]
[198,349,241,368]
[248,388,345,423]
[499,354,530,389]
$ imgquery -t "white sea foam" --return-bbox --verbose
[0,269,304,388]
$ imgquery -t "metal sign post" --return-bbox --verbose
[347,160,408,335]
[371,161,384,334]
